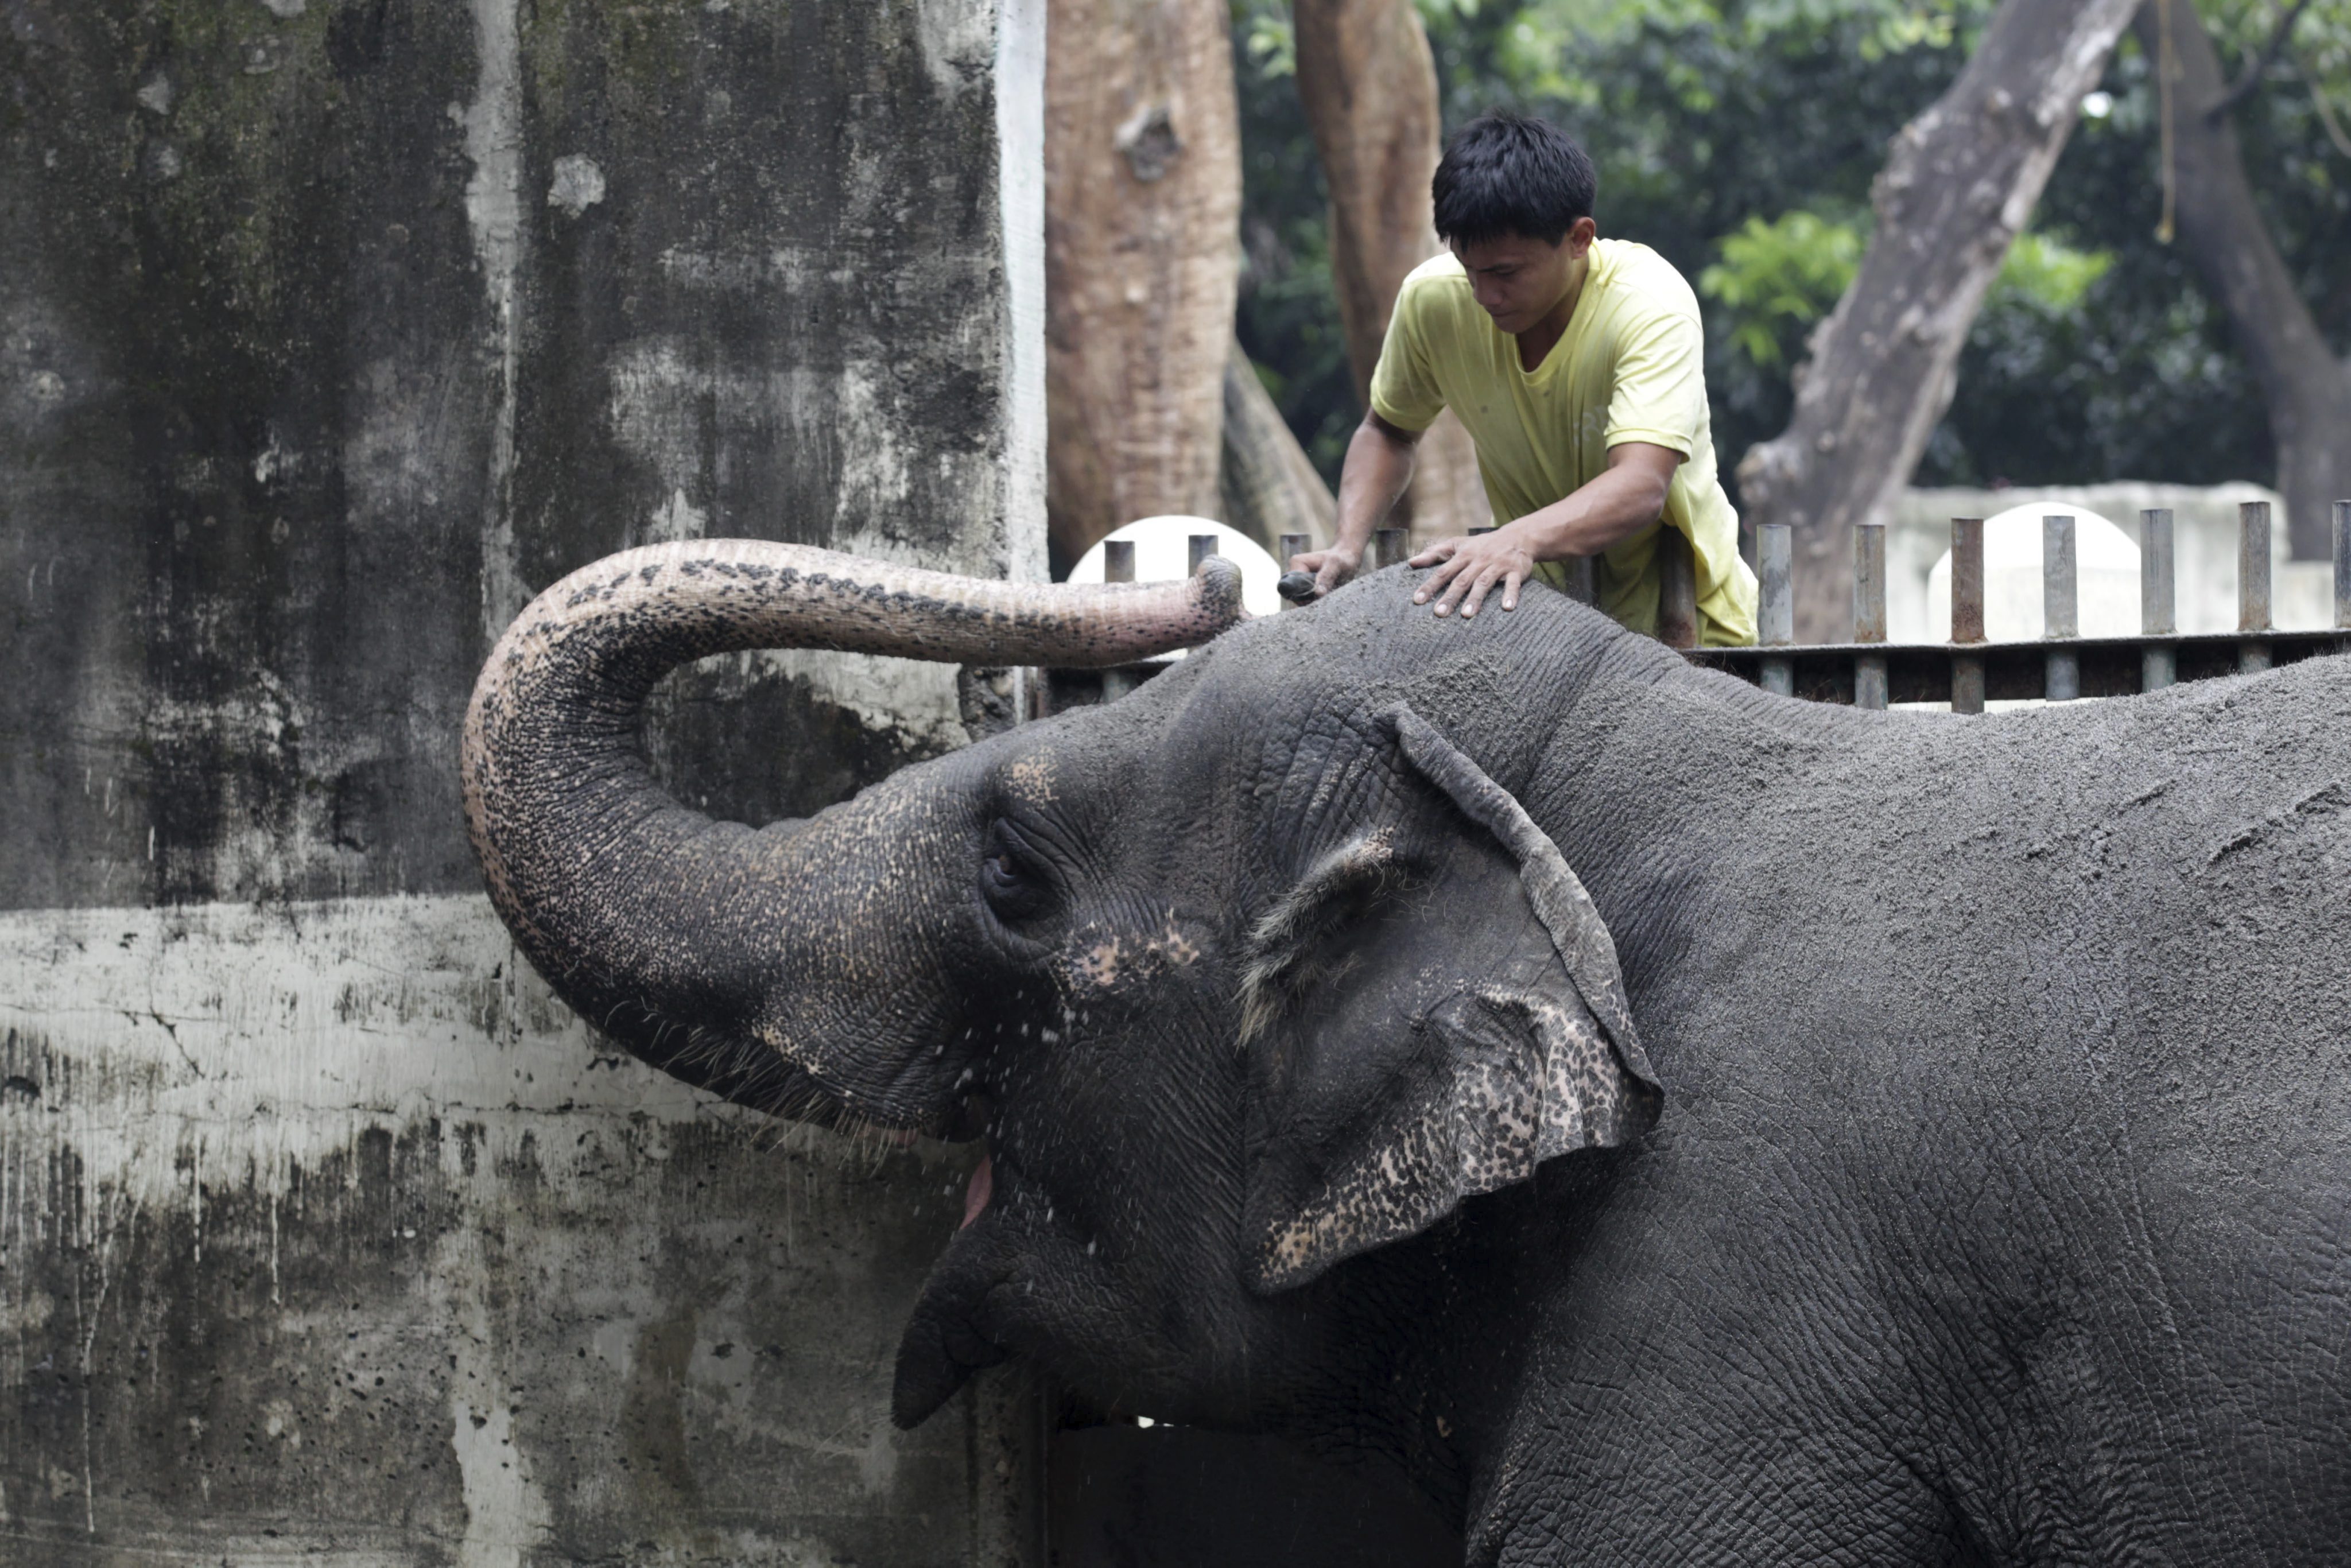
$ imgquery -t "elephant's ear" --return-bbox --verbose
[1240,705,1661,1293]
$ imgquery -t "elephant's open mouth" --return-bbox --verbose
[880,1086,996,1220]
[946,1088,1000,1227]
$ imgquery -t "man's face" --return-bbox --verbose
[1451,219,1596,334]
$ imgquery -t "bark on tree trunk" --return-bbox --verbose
[2139,0,2350,560]
[1220,335,1337,553]
[1045,0,1242,564]
[1737,0,2140,641]
[1293,0,1489,543]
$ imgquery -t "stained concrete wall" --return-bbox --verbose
[2,0,1045,1561]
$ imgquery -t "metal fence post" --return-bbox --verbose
[2044,514,2079,701]
[2140,508,2175,692]
[1375,526,1408,570]
[1658,527,1699,650]
[1950,517,1985,714]
[1853,522,1887,709]
[2239,500,2271,673]
[1758,523,1793,697]
[1188,533,1220,576]
[1562,555,1597,605]
[1101,540,1139,702]
[2336,499,2351,633]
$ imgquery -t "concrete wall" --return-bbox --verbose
[2,0,1046,1561]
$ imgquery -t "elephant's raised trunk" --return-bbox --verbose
[463,538,1244,1122]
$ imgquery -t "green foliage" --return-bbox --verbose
[1455,0,1969,110]
[1233,0,1297,78]
[1697,211,1865,368]
[1697,214,2108,374]
[1994,230,2112,309]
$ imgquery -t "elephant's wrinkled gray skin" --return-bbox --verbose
[465,541,2351,1564]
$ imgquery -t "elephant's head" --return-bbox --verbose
[463,541,1660,1438]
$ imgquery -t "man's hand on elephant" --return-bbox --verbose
[1410,529,1540,618]
[1289,543,1363,600]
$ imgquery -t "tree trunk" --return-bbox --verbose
[1737,0,2140,641]
[1045,0,1242,563]
[2139,0,2350,560]
[1220,335,1337,553]
[1292,0,1489,543]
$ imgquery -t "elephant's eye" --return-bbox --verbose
[980,822,1053,924]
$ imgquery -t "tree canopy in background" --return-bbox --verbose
[1232,0,2351,506]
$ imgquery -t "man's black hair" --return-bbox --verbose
[1431,111,1598,249]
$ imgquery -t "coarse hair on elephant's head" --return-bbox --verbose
[461,540,1659,1433]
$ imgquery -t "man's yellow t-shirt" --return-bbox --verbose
[1369,240,1757,647]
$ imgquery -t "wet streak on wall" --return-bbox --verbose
[0,0,1046,1561]
[0,0,1042,910]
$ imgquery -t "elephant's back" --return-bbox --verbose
[1617,654,2351,1555]
[1712,649,2351,1127]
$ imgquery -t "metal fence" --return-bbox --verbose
[1041,502,2350,719]
[1693,502,2351,708]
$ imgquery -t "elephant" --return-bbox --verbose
[462,538,2351,1564]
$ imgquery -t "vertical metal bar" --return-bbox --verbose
[2336,499,2351,631]
[2140,507,2175,692]
[1188,533,1220,576]
[1758,525,1793,644]
[2239,500,2271,673]
[1949,518,1985,642]
[1949,517,1984,715]
[2139,509,2176,633]
[1758,523,1793,697]
[1375,526,1408,570]
[1100,539,1139,702]
[2238,500,2272,628]
[1656,526,1698,650]
[1562,556,1597,606]
[2044,514,2079,701]
[2043,515,2078,637]
[1853,522,1888,643]
[1853,522,1887,709]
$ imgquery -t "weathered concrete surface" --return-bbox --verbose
[2,0,1046,1559]
[1,898,1035,1566]
[0,0,1045,907]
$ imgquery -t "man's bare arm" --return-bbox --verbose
[1409,442,1679,618]
[1289,411,1421,597]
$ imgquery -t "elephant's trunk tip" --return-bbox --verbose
[1192,553,1247,632]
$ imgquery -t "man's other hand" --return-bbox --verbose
[1288,543,1363,599]
[1410,529,1540,618]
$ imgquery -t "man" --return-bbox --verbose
[1293,111,1756,646]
